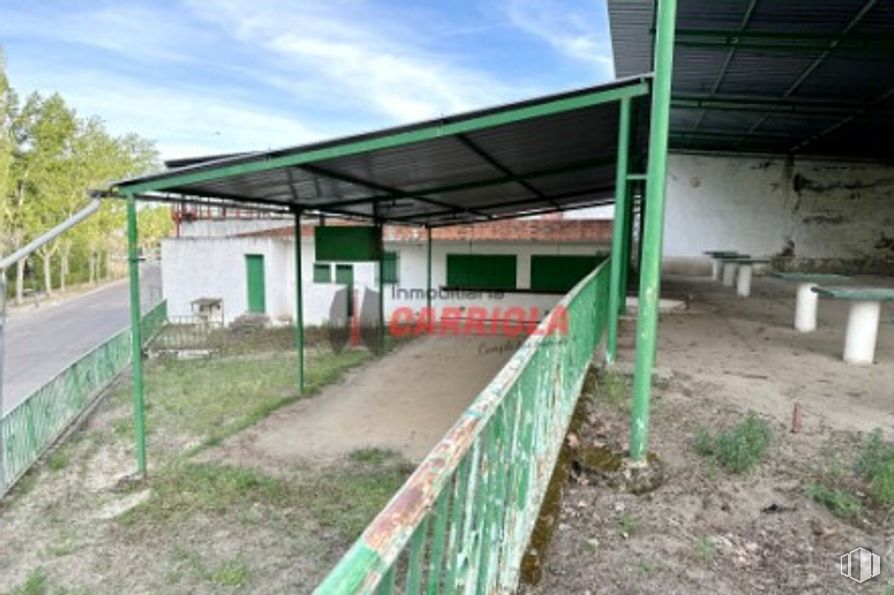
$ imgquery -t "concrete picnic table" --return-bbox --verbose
[812,286,894,364]
[703,251,742,282]
[716,254,753,287]
[729,257,771,297]
[769,272,850,332]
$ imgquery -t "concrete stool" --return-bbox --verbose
[718,255,751,287]
[732,258,770,297]
[812,287,894,364]
[770,273,850,333]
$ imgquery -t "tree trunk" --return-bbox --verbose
[60,242,71,292]
[89,252,97,285]
[42,251,53,296]
[15,259,25,305]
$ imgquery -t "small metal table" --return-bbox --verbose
[812,286,894,364]
[769,273,850,333]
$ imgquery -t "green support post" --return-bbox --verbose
[126,195,147,476]
[378,221,385,355]
[606,97,632,364]
[293,210,304,393]
[426,226,432,314]
[630,0,677,462]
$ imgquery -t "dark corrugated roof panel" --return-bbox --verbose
[609,0,894,161]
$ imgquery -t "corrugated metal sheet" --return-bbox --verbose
[117,77,651,225]
[609,0,894,160]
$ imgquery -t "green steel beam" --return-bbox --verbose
[300,163,489,218]
[674,28,891,53]
[626,173,647,181]
[672,97,894,117]
[311,156,615,211]
[454,134,560,209]
[426,198,614,228]
[126,195,147,476]
[115,81,650,196]
[377,220,385,355]
[606,97,632,365]
[293,210,305,393]
[630,0,677,462]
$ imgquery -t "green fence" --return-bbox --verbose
[0,300,167,496]
[315,260,611,594]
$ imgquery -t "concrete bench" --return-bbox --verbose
[703,251,741,282]
[716,255,752,287]
[812,287,894,364]
[728,257,771,297]
[770,273,850,332]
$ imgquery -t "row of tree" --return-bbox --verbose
[1,51,172,304]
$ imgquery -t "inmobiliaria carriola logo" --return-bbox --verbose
[326,285,569,354]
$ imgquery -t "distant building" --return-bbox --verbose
[161,213,612,327]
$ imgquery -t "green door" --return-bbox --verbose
[245,254,266,313]
[335,264,354,316]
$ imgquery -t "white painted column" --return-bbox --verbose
[711,259,722,281]
[843,300,881,365]
[794,282,818,332]
[722,262,738,287]
[736,264,753,297]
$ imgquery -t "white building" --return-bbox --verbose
[161,217,612,327]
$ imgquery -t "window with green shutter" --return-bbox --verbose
[335,264,354,285]
[313,263,332,283]
[378,251,399,284]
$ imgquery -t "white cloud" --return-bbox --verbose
[184,0,537,123]
[8,62,326,160]
[503,0,614,78]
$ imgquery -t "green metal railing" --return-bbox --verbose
[0,300,167,496]
[315,260,611,594]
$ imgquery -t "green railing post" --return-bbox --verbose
[426,226,432,315]
[630,0,677,462]
[294,209,304,393]
[126,194,147,476]
[606,97,632,364]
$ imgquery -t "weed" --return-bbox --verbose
[616,514,639,536]
[806,483,862,518]
[856,429,894,507]
[597,370,629,410]
[213,559,250,588]
[46,449,71,472]
[8,568,47,595]
[693,411,771,473]
[695,535,715,563]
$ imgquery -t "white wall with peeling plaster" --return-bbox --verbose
[662,153,894,274]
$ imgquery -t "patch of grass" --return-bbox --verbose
[693,411,771,473]
[348,447,401,466]
[856,429,894,507]
[616,514,639,536]
[212,559,250,588]
[806,483,862,519]
[302,456,414,539]
[8,568,47,595]
[119,462,293,527]
[596,369,629,410]
[695,535,715,563]
[46,449,71,472]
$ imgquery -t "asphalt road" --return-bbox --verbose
[2,265,161,413]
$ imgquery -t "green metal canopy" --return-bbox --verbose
[609,0,894,160]
[110,76,651,226]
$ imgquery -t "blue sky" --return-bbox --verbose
[0,0,614,159]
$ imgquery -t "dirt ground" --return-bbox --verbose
[207,335,518,466]
[529,274,894,595]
